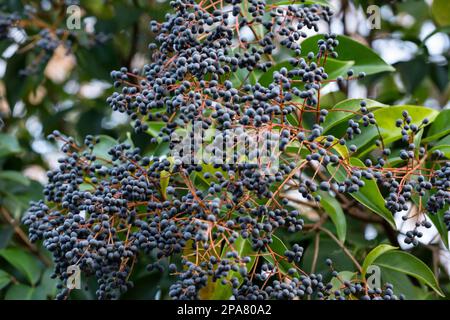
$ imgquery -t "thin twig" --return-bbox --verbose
[319,226,363,273]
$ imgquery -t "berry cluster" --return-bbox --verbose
[23,0,448,300]
[107,0,333,134]
[24,131,307,299]
[233,259,404,300]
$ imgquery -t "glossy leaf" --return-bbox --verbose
[316,136,349,159]
[0,270,11,290]
[146,122,166,138]
[373,250,444,297]
[324,59,355,80]
[5,284,34,300]
[273,0,330,6]
[412,192,449,248]
[429,145,450,159]
[396,56,428,93]
[31,268,58,300]
[0,248,43,285]
[0,171,31,187]
[435,134,450,146]
[300,35,395,75]
[92,135,118,160]
[327,158,396,228]
[422,108,450,143]
[263,234,299,277]
[351,105,439,155]
[208,237,256,300]
[379,267,428,300]
[428,207,449,248]
[159,157,174,199]
[322,98,387,134]
[160,170,170,199]
[329,271,355,293]
[258,59,353,88]
[431,0,450,26]
[361,244,397,278]
[320,192,347,242]
[0,133,22,158]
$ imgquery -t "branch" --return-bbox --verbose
[319,226,363,273]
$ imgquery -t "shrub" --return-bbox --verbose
[1,0,449,300]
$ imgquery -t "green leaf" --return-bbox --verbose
[324,59,355,81]
[3,54,36,107]
[430,61,449,93]
[302,237,356,274]
[124,132,135,148]
[329,271,355,293]
[431,0,450,26]
[2,180,42,218]
[160,171,170,199]
[319,90,346,108]
[379,266,428,300]
[258,61,290,87]
[396,56,428,93]
[264,234,299,277]
[146,122,166,138]
[160,157,174,199]
[5,284,35,300]
[315,136,349,159]
[422,109,450,143]
[271,0,331,6]
[0,225,14,249]
[258,59,353,88]
[351,105,439,156]
[319,192,347,242]
[0,269,12,290]
[1,193,25,219]
[428,208,449,248]
[436,134,450,147]
[300,35,395,75]
[373,250,444,297]
[429,145,450,159]
[362,244,397,278]
[92,135,117,160]
[208,237,256,300]
[31,268,58,300]
[412,192,449,248]
[322,98,387,134]
[230,67,256,88]
[0,248,43,285]
[374,106,439,144]
[83,0,115,19]
[327,158,396,228]
[0,133,22,158]
[0,171,31,187]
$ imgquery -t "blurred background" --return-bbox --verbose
[0,0,448,299]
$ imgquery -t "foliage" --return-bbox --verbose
[0,0,448,300]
